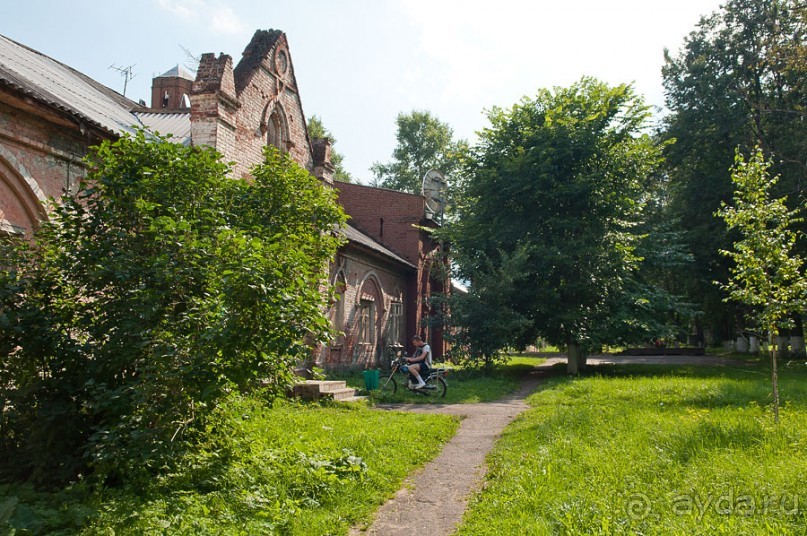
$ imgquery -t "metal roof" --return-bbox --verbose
[156,65,195,80]
[342,224,415,269]
[0,34,143,136]
[134,112,191,145]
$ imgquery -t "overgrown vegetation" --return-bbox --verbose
[2,2,805,533]
[0,394,459,534]
[456,364,807,535]
[0,133,346,486]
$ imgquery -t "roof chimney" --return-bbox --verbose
[151,65,194,110]
[312,138,335,184]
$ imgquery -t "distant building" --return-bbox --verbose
[0,30,448,366]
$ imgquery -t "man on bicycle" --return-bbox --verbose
[406,335,431,389]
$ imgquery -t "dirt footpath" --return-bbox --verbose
[349,373,543,536]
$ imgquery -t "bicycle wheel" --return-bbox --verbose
[423,376,447,398]
[377,373,397,394]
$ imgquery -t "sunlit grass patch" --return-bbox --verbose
[456,364,807,535]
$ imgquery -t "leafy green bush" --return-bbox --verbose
[0,132,346,486]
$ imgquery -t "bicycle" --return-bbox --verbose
[377,356,448,398]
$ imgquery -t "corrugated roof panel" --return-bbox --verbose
[0,34,142,135]
[135,112,191,145]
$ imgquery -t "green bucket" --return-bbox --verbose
[363,369,380,390]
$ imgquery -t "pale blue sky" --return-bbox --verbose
[3,0,723,182]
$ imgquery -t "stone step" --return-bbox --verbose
[322,387,359,401]
[292,380,352,401]
[307,380,348,392]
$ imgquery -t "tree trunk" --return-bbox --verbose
[692,319,705,347]
[566,344,578,375]
[770,327,781,425]
[791,336,805,356]
[567,342,586,375]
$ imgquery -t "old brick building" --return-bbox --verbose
[335,182,447,363]
[0,34,140,237]
[0,30,447,367]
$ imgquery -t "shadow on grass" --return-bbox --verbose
[525,361,807,411]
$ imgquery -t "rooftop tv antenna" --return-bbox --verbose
[109,63,136,96]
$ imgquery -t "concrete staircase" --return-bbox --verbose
[292,380,368,403]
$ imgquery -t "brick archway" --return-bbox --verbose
[0,149,47,236]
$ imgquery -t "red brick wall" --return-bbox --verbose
[151,76,193,109]
[335,181,448,359]
[0,96,97,235]
[335,182,428,265]
[320,247,411,368]
[190,54,238,162]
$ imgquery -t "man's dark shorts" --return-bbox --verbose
[410,363,430,384]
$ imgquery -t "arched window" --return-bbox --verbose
[357,299,375,345]
[356,275,382,347]
[266,105,289,153]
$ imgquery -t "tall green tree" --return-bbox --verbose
[307,115,352,182]
[717,147,806,423]
[0,132,346,485]
[449,78,665,373]
[661,0,806,344]
[371,110,468,195]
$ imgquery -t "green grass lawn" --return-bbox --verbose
[1,396,458,535]
[455,363,807,535]
[0,356,544,535]
[10,357,800,535]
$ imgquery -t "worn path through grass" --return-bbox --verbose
[350,354,763,536]
[348,369,546,536]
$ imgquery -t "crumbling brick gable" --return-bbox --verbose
[233,29,284,94]
[190,29,314,179]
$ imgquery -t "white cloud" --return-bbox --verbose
[210,5,247,35]
[399,0,724,114]
[156,0,246,35]
[156,0,201,20]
